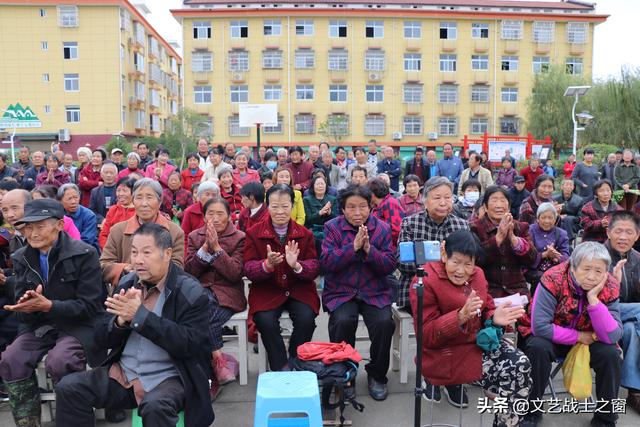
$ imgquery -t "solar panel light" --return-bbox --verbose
[576,111,594,127]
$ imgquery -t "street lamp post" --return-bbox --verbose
[563,86,592,156]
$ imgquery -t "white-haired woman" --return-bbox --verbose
[75,146,92,183]
[520,242,624,427]
[117,152,143,180]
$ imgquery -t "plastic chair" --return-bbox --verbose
[254,371,323,427]
[131,409,184,427]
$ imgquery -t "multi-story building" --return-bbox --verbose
[172,0,606,148]
[0,1,182,153]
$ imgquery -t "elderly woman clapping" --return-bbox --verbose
[525,202,570,291]
[520,242,624,427]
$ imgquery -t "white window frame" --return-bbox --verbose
[135,81,145,102]
[295,114,315,134]
[329,84,348,102]
[438,84,458,104]
[295,84,314,101]
[439,117,458,136]
[501,55,519,71]
[65,106,80,123]
[229,116,250,136]
[364,50,385,71]
[501,87,518,103]
[533,56,550,74]
[230,85,249,103]
[404,53,421,71]
[533,21,555,43]
[230,20,248,38]
[471,55,489,71]
[365,85,384,103]
[194,85,212,104]
[404,21,421,39]
[566,57,583,75]
[193,21,211,39]
[262,50,283,69]
[364,115,385,136]
[295,20,314,36]
[403,84,423,104]
[403,116,423,136]
[501,20,523,40]
[41,41,48,50]
[192,51,212,72]
[365,20,384,38]
[329,20,348,38]
[567,22,588,44]
[135,110,146,129]
[327,114,349,136]
[228,50,249,72]
[263,19,281,36]
[63,41,78,60]
[328,50,348,71]
[263,84,282,101]
[439,54,457,72]
[57,5,78,27]
[44,105,51,114]
[500,117,519,135]
[64,73,79,92]
[472,23,489,39]
[440,22,457,40]
[470,118,489,135]
[40,8,46,17]
[294,49,315,69]
[134,52,145,73]
[471,85,490,103]
[263,116,283,134]
[42,73,50,82]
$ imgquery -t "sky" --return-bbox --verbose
[141,0,640,81]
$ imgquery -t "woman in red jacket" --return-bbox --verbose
[181,181,220,239]
[563,153,577,179]
[98,178,136,248]
[181,152,204,192]
[580,179,623,243]
[78,149,104,207]
[410,230,530,427]
[243,184,320,371]
[218,168,243,223]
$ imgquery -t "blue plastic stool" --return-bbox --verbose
[131,409,184,427]
[254,371,323,427]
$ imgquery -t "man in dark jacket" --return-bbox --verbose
[405,147,429,185]
[0,153,17,181]
[89,162,119,225]
[509,175,530,219]
[21,151,46,191]
[55,223,213,427]
[377,146,402,192]
[0,199,104,426]
[554,179,584,242]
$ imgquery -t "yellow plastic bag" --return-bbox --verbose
[562,343,592,399]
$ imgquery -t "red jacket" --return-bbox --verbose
[181,168,204,192]
[181,202,205,240]
[78,164,102,207]
[410,261,496,386]
[563,161,576,179]
[519,166,544,192]
[237,204,269,233]
[286,161,314,191]
[231,168,260,189]
[243,218,320,317]
[221,185,243,223]
[98,204,136,248]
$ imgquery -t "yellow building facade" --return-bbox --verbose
[173,0,606,148]
[0,0,182,152]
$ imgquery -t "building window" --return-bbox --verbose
[404,53,421,71]
[364,115,385,136]
[149,89,160,107]
[403,84,423,104]
[150,114,160,132]
[135,81,145,101]
[566,57,583,75]
[65,106,80,123]
[41,41,48,50]
[264,85,282,101]
[533,21,555,43]
[295,19,314,35]
[44,105,51,114]
[567,22,588,44]
[121,75,125,93]
[501,55,519,71]
[295,114,315,134]
[135,110,146,129]
[438,84,458,104]
[471,85,490,103]
[195,116,212,137]
[501,87,518,103]
[329,20,347,38]
[296,84,314,101]
[228,50,249,71]
[63,42,78,59]
[440,22,457,40]
[40,8,46,17]
[439,117,458,136]
[42,73,50,82]
[64,73,79,91]
[403,116,423,135]
[329,84,347,102]
[193,21,211,39]
[365,50,385,71]
[192,51,212,72]
[533,56,550,74]
[471,55,489,71]
[294,49,315,69]
[263,19,281,36]
[365,85,384,103]
[120,44,124,60]
[472,23,489,39]
[327,114,349,136]
[501,20,523,40]
[57,5,78,27]
[328,49,348,71]
[262,50,282,69]
[470,118,489,134]
[194,86,212,104]
[229,116,250,136]
[230,85,249,103]
[439,54,457,72]
[500,117,519,135]
[404,21,421,38]
[365,20,383,38]
[263,116,283,134]
[230,20,248,38]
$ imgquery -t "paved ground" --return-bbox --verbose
[1,310,638,426]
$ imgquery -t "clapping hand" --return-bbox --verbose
[106,288,142,326]
[285,240,301,270]
[204,220,220,253]
[265,244,284,269]
[319,202,332,216]
[612,259,627,284]
[496,213,513,246]
[602,216,610,228]
[492,300,525,327]
[4,285,52,313]
[458,289,482,325]
[353,225,370,254]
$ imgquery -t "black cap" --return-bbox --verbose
[15,199,65,226]
[514,176,525,183]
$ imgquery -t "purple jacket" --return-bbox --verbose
[528,223,570,271]
[320,215,396,312]
[495,167,517,189]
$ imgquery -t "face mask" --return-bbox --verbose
[266,161,277,170]
[465,191,480,204]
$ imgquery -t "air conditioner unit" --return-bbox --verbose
[368,72,381,81]
[427,132,438,140]
[392,131,403,141]
[58,129,70,142]
[231,72,244,81]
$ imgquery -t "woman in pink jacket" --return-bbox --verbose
[145,148,177,190]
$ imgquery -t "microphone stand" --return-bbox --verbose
[414,267,425,427]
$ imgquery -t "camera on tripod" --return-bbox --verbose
[398,241,441,265]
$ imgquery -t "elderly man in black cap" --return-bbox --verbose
[509,175,530,218]
[0,198,104,427]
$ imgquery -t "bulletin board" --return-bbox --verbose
[487,141,527,163]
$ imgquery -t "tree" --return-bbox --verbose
[318,114,349,146]
[525,66,587,153]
